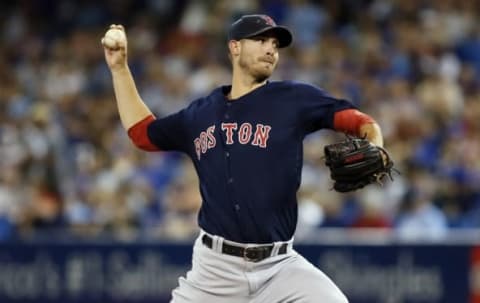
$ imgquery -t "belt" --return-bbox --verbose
[201,234,288,262]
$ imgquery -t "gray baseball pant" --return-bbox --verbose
[170,230,348,303]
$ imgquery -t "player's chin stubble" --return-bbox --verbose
[239,57,273,83]
[251,64,275,83]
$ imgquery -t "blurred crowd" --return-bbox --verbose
[0,0,479,242]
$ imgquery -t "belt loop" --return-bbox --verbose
[199,229,206,241]
[216,237,224,253]
[211,235,218,252]
[287,238,294,252]
[270,241,281,257]
[212,235,223,253]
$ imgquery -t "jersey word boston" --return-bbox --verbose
[194,123,271,160]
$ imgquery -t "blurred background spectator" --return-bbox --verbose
[0,0,479,241]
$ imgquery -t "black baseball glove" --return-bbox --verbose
[324,137,396,192]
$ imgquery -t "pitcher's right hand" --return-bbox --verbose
[101,24,128,71]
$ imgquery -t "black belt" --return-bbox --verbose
[201,234,288,262]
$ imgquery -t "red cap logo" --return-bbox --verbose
[260,15,276,26]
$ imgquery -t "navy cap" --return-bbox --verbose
[228,15,293,48]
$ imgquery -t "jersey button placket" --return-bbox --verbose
[224,101,231,119]
[223,101,238,212]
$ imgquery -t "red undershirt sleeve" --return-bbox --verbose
[127,114,160,151]
[333,109,376,136]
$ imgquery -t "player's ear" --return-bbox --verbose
[228,40,241,57]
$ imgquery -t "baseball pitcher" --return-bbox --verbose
[102,14,394,303]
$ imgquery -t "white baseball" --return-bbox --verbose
[102,28,126,49]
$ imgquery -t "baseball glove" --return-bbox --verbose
[324,136,396,192]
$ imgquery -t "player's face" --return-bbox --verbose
[238,34,279,82]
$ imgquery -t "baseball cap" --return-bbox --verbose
[228,14,293,48]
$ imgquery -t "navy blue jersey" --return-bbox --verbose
[147,81,355,243]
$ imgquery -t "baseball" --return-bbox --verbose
[102,28,126,49]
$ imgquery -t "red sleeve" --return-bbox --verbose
[333,109,376,136]
[127,115,161,151]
